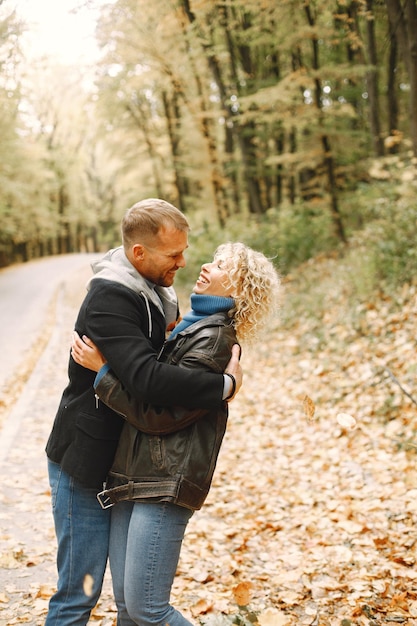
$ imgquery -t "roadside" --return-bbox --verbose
[0,260,116,625]
[0,255,100,430]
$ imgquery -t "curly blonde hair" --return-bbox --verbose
[214,242,281,343]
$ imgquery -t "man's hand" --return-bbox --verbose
[71,331,107,372]
[224,344,243,401]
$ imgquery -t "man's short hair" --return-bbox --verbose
[122,198,190,249]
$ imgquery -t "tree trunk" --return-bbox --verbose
[288,128,297,205]
[57,184,71,254]
[161,89,189,211]
[365,0,385,156]
[180,0,230,226]
[385,0,417,157]
[221,4,265,214]
[275,130,284,206]
[405,0,417,157]
[237,130,264,214]
[304,2,345,239]
[125,101,164,199]
[321,135,347,244]
[387,19,400,151]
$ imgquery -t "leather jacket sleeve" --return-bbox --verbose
[95,370,207,435]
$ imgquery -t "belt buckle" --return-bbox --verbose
[97,490,114,509]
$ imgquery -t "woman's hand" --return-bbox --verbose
[224,343,243,401]
[71,331,107,372]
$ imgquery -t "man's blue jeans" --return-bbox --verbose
[109,500,194,626]
[45,459,111,626]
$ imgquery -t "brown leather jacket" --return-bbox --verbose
[95,312,238,511]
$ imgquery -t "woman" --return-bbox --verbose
[72,242,280,626]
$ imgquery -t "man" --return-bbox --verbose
[45,198,242,625]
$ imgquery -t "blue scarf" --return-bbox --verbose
[168,293,234,339]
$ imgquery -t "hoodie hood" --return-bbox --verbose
[87,246,178,330]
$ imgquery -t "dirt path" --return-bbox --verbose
[0,255,100,430]
[0,258,116,625]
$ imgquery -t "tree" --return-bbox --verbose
[385,0,417,157]
[364,0,385,156]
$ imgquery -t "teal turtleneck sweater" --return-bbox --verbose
[168,293,234,339]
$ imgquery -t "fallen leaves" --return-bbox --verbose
[336,413,357,429]
[302,395,316,421]
[233,581,253,607]
[178,274,417,625]
[191,598,214,617]
[3,258,417,625]
[257,607,291,626]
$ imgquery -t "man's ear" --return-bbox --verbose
[131,243,145,262]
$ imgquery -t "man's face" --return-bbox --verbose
[134,226,188,287]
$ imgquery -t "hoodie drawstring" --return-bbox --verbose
[142,292,152,338]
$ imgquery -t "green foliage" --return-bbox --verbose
[335,154,417,293]
[266,204,338,273]
[350,196,417,289]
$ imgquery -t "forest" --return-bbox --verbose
[0,0,416,288]
[2,3,417,623]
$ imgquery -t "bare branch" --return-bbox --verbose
[383,367,417,407]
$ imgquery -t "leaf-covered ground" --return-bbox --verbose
[1,256,417,625]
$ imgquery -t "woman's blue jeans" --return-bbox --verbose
[45,459,111,626]
[109,500,194,626]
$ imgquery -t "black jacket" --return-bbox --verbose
[95,312,237,510]
[46,278,224,489]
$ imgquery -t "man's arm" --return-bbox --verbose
[81,281,242,411]
[93,336,240,433]
[72,329,242,405]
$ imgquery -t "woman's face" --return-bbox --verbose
[193,257,234,297]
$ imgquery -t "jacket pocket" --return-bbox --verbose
[149,436,165,469]
[76,412,123,441]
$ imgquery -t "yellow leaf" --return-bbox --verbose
[233,581,253,606]
[302,395,316,421]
